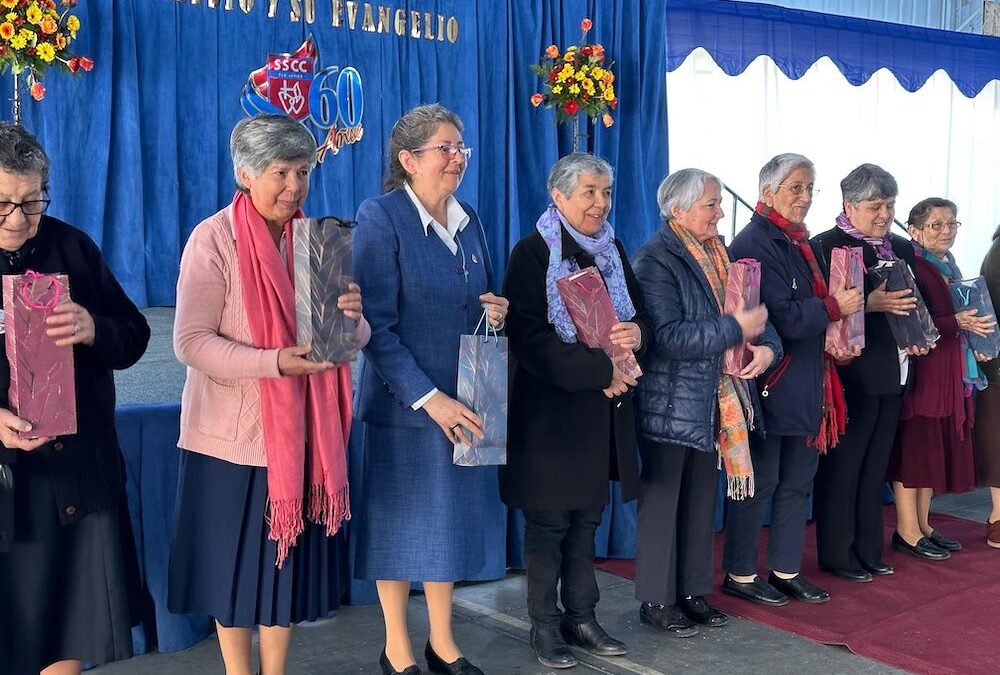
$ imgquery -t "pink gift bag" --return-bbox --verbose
[825,246,866,353]
[722,259,761,376]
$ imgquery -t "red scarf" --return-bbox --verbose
[756,202,846,453]
[232,191,352,567]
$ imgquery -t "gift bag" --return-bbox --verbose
[453,310,508,466]
[825,246,866,353]
[867,260,940,349]
[556,266,642,380]
[722,259,762,376]
[950,276,1000,359]
[3,271,77,439]
[293,216,360,363]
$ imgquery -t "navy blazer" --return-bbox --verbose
[353,188,495,429]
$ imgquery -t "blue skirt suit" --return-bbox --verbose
[352,188,506,582]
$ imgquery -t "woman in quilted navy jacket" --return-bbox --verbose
[631,168,782,638]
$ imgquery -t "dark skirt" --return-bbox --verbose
[888,405,977,493]
[0,454,139,675]
[167,450,345,628]
[975,385,1000,487]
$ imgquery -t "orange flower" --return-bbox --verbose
[592,43,605,58]
[581,18,593,32]
[602,113,614,128]
[0,21,13,40]
[530,93,544,107]
[39,14,57,34]
[29,80,45,100]
[545,44,559,59]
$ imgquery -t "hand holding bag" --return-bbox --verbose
[950,276,1000,358]
[868,260,940,349]
[453,309,508,467]
[722,259,761,375]
[825,246,866,353]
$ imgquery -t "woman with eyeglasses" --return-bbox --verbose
[722,154,862,607]
[0,123,151,675]
[886,199,994,560]
[353,103,508,675]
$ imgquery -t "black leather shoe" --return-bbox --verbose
[560,618,627,656]
[861,560,894,576]
[424,642,483,675]
[638,602,699,637]
[380,650,422,675]
[529,626,578,669]
[678,595,729,627]
[767,573,830,604]
[821,566,873,583]
[929,530,962,551]
[721,575,789,606]
[892,531,951,560]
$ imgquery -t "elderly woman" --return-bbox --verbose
[501,153,652,669]
[168,114,368,675]
[0,124,150,675]
[353,103,508,675]
[887,199,994,560]
[632,168,780,638]
[723,154,863,606]
[976,225,1000,549]
[811,163,928,582]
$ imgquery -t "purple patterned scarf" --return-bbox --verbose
[836,212,896,261]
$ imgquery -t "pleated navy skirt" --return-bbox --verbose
[167,450,345,628]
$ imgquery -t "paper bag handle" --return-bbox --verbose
[19,270,61,310]
[473,307,500,344]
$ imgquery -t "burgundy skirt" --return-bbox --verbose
[888,402,977,493]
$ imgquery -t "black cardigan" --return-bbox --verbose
[0,216,150,551]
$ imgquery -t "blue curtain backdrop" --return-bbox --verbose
[0,0,668,307]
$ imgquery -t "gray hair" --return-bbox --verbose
[758,153,814,198]
[0,123,50,192]
[656,168,721,220]
[230,114,317,192]
[840,163,898,205]
[383,103,463,193]
[907,197,958,229]
[547,153,614,196]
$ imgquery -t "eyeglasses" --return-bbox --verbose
[926,220,962,232]
[778,183,819,196]
[0,199,50,217]
[411,144,473,159]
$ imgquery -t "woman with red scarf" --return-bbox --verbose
[724,154,863,605]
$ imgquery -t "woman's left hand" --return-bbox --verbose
[975,350,991,363]
[738,344,775,379]
[337,282,363,321]
[480,292,509,328]
[609,322,642,352]
[45,301,95,347]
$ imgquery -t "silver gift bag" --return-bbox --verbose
[453,310,508,466]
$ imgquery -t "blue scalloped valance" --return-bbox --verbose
[664,0,1000,98]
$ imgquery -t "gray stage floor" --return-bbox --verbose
[102,307,989,674]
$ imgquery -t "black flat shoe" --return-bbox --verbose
[380,650,423,675]
[424,642,483,675]
[529,626,578,669]
[638,602,699,637]
[678,595,729,626]
[767,573,830,604]
[721,575,789,606]
[929,530,962,551]
[821,566,873,583]
[861,560,894,576]
[560,618,627,656]
[892,531,951,560]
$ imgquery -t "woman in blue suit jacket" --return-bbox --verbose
[353,104,508,675]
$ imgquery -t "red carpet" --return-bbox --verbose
[596,509,998,675]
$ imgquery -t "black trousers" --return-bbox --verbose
[813,391,902,570]
[522,507,604,627]
[635,440,719,606]
[723,434,819,576]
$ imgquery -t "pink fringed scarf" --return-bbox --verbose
[232,191,352,568]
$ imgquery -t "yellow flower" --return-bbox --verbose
[54,31,65,49]
[36,41,54,61]
[604,87,615,101]
[556,66,573,82]
[18,28,34,43]
[0,0,17,10]
[582,78,595,92]
[10,33,26,49]
[569,84,580,95]
[591,67,605,80]
[66,14,80,36]
[551,84,563,94]
[563,52,574,62]
[26,3,42,25]
[5,12,15,21]
[0,22,12,41]
[578,65,589,76]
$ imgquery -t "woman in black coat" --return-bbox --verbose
[632,168,781,639]
[501,153,651,670]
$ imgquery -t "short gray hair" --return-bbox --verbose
[840,163,898,205]
[907,197,958,229]
[0,123,49,192]
[383,103,463,193]
[758,153,814,198]
[230,114,317,192]
[547,153,614,196]
[656,168,721,220]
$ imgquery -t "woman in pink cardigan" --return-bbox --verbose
[167,114,370,675]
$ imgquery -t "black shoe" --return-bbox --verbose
[638,602,699,637]
[721,575,789,606]
[380,650,423,675]
[678,595,729,627]
[821,566,873,583]
[424,641,483,675]
[529,626,578,669]
[861,560,894,576]
[560,618,627,656]
[767,573,830,604]
[891,531,951,560]
[929,530,962,551]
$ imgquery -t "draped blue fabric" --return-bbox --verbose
[664,0,1000,97]
[0,0,668,308]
